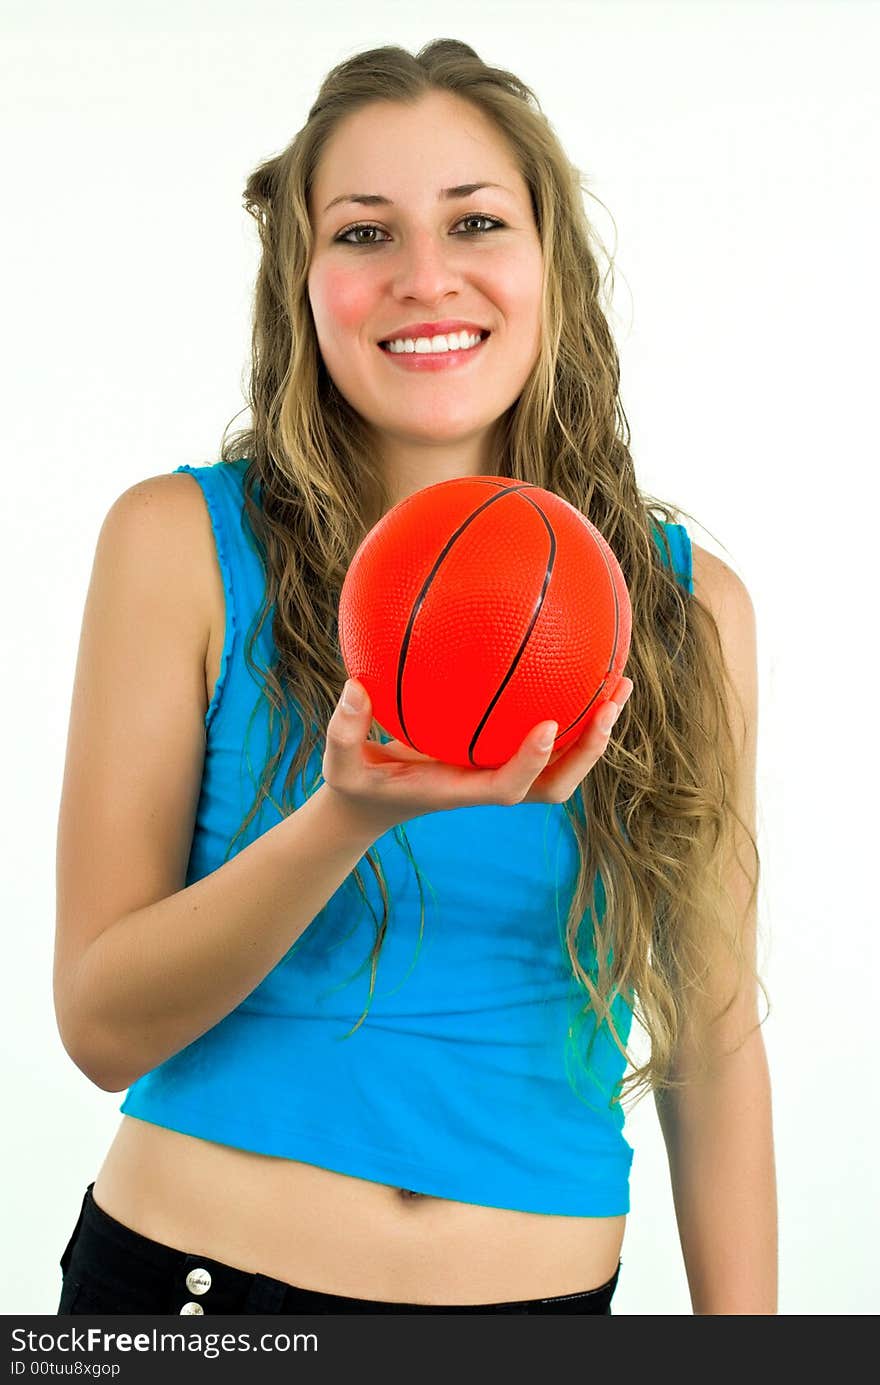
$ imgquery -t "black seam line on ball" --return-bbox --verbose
[396,483,557,767]
[466,492,622,758]
[466,492,555,766]
[544,515,622,745]
[471,477,622,722]
[584,528,622,720]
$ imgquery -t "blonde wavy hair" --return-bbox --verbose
[216,37,768,1112]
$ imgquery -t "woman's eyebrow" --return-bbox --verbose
[322,182,513,215]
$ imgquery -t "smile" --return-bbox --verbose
[377,331,491,372]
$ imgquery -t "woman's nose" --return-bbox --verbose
[391,230,465,297]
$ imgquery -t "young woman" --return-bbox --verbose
[53,39,776,1316]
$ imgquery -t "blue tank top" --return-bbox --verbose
[120,459,693,1216]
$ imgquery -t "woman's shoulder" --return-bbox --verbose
[117,469,223,560]
[113,469,227,665]
[690,543,757,719]
[690,540,754,612]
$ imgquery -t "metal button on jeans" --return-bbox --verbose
[179,1301,205,1315]
[186,1267,212,1295]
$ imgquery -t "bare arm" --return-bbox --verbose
[66,785,378,1092]
[655,1031,777,1315]
[53,473,379,1093]
[654,546,778,1314]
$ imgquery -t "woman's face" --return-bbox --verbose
[307,91,544,483]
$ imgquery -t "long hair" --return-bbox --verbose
[216,37,768,1112]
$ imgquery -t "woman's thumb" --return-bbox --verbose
[340,679,366,714]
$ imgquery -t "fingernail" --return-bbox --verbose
[341,679,364,713]
[538,721,558,750]
[600,704,621,736]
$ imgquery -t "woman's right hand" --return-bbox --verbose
[320,676,634,840]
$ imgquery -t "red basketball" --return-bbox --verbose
[338,476,632,770]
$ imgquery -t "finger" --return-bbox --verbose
[544,699,623,792]
[550,692,626,794]
[323,679,371,775]
[492,720,558,799]
[601,676,632,717]
[551,680,633,763]
[594,700,623,741]
[594,678,633,735]
[361,738,432,767]
[606,674,626,705]
[368,725,436,762]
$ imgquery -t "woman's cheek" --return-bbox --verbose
[319,264,377,335]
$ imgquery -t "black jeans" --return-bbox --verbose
[57,1182,620,1315]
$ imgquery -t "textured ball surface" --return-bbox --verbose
[338,476,631,770]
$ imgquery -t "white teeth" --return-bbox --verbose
[383,331,485,354]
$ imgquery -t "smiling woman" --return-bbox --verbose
[53,36,775,1318]
[305,90,544,506]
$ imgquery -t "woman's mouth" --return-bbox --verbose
[377,330,491,372]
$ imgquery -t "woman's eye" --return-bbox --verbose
[335,214,504,246]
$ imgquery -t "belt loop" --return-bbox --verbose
[243,1272,288,1314]
[59,1183,93,1276]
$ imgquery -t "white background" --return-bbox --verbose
[2,0,877,1316]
